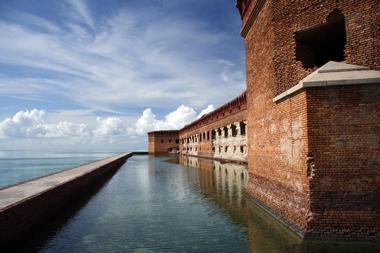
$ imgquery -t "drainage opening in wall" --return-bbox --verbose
[294,9,346,69]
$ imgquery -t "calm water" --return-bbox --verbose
[14,156,380,252]
[0,150,119,188]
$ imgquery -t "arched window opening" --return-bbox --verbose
[231,124,238,137]
[295,9,346,68]
[240,122,246,136]
[212,130,216,140]
[223,127,228,138]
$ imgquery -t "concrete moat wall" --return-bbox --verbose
[0,153,135,246]
[237,0,380,240]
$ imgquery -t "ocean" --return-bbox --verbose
[0,150,120,188]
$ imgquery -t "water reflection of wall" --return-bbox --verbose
[180,156,248,205]
[177,156,380,253]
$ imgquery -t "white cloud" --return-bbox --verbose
[65,0,95,30]
[0,109,46,138]
[44,121,90,138]
[0,105,215,150]
[0,1,243,150]
[93,117,125,136]
[164,105,197,129]
[129,104,215,135]
[197,105,215,119]
[0,1,244,112]
[0,109,124,141]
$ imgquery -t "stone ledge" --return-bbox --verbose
[0,152,136,246]
[273,61,380,103]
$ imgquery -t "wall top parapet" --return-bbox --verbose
[180,91,247,133]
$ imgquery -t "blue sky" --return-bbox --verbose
[0,0,245,151]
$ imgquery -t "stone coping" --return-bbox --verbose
[0,152,132,212]
[273,61,380,103]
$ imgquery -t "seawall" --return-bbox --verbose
[0,152,145,246]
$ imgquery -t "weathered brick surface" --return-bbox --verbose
[148,130,179,154]
[306,84,380,239]
[237,0,380,240]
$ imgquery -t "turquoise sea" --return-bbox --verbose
[0,150,119,188]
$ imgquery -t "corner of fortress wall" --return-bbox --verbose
[238,0,380,240]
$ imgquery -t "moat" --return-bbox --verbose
[18,156,380,253]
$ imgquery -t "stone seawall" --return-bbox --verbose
[0,152,144,246]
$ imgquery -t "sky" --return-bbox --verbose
[0,0,245,151]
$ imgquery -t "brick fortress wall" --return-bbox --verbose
[179,92,247,162]
[148,130,179,154]
[237,0,380,239]
[148,92,248,162]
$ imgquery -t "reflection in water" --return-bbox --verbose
[178,156,380,253]
[15,155,380,253]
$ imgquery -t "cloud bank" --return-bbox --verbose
[128,104,214,135]
[0,104,214,149]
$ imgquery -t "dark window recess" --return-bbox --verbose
[207,131,210,140]
[223,127,228,138]
[161,140,164,143]
[212,130,216,140]
[176,139,179,144]
[295,9,346,68]
[240,122,246,136]
[231,124,237,137]
[169,139,172,143]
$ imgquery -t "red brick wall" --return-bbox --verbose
[239,0,380,94]
[246,88,311,233]
[179,92,247,159]
[270,0,380,94]
[148,131,179,154]
[306,84,380,239]
[179,109,247,156]
[238,0,380,239]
